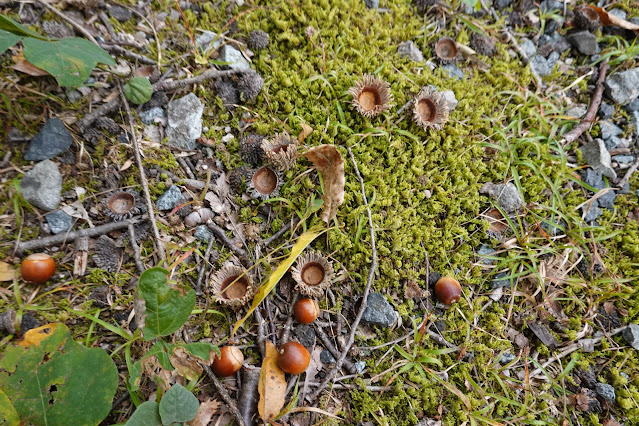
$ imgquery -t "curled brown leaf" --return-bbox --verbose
[303,144,345,223]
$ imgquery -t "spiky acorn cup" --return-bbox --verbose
[413,87,450,131]
[348,74,393,118]
[210,265,255,310]
[247,166,282,201]
[228,166,251,193]
[434,37,460,63]
[240,133,265,165]
[103,189,144,221]
[291,251,334,297]
[261,133,299,171]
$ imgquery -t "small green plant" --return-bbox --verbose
[124,76,153,104]
[0,15,115,87]
[125,383,199,426]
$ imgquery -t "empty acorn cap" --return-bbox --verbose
[291,251,334,297]
[248,166,281,201]
[348,74,393,118]
[210,265,254,309]
[412,86,450,131]
[103,189,143,221]
[261,133,299,171]
[434,37,459,62]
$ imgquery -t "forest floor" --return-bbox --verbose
[1,0,639,425]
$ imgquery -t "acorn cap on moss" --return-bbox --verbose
[261,133,299,171]
[573,6,600,31]
[470,33,496,57]
[248,166,282,201]
[413,86,450,131]
[291,251,334,297]
[228,166,251,193]
[240,133,265,165]
[348,74,393,118]
[248,29,269,50]
[103,189,144,221]
[434,37,459,63]
[210,265,254,309]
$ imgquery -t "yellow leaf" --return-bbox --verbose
[258,342,287,423]
[17,323,60,347]
[0,261,15,282]
[232,230,321,335]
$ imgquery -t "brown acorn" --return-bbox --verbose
[434,276,462,305]
[277,341,310,374]
[210,265,254,309]
[212,346,244,377]
[21,253,55,283]
[412,86,450,131]
[293,298,320,324]
[291,251,334,297]
[348,74,393,118]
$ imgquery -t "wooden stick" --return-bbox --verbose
[201,364,247,426]
[205,219,249,264]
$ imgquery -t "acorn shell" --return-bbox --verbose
[210,265,255,309]
[103,189,143,221]
[412,86,450,131]
[261,133,299,171]
[348,74,393,118]
[247,166,282,201]
[434,37,459,63]
[291,251,334,297]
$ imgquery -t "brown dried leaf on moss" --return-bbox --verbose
[187,398,222,426]
[298,123,313,143]
[258,341,286,423]
[0,261,15,281]
[303,144,345,223]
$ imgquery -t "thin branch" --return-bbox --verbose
[128,224,145,273]
[238,365,260,425]
[561,62,609,146]
[37,0,99,44]
[307,146,378,403]
[262,217,299,247]
[15,217,146,253]
[101,44,156,65]
[201,364,247,426]
[195,237,215,295]
[314,325,358,374]
[616,155,639,188]
[205,219,249,265]
[117,82,166,262]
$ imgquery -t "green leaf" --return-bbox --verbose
[138,267,196,340]
[0,30,21,55]
[0,389,19,426]
[124,76,153,104]
[0,15,46,40]
[0,323,118,425]
[158,384,199,425]
[125,401,162,426]
[22,37,115,87]
[129,341,176,390]
[180,342,220,361]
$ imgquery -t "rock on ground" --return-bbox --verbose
[20,160,62,211]
[622,324,639,350]
[25,118,73,161]
[397,40,423,62]
[361,293,399,327]
[580,139,616,179]
[156,185,187,210]
[605,67,639,105]
[219,45,250,71]
[566,31,598,56]
[139,107,165,125]
[45,210,73,234]
[440,90,458,111]
[166,93,203,150]
[479,182,524,213]
[195,30,221,52]
[594,383,616,403]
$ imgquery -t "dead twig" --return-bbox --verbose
[314,325,358,374]
[101,44,156,65]
[253,307,267,358]
[238,365,260,426]
[307,146,378,403]
[205,219,249,265]
[195,237,215,295]
[616,155,639,188]
[262,217,299,247]
[201,364,247,426]
[561,62,609,146]
[128,224,144,274]
[118,81,166,262]
[15,217,146,253]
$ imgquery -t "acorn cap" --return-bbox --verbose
[248,166,282,201]
[103,189,144,221]
[413,86,450,131]
[434,37,459,63]
[229,166,251,193]
[210,265,255,309]
[240,133,265,165]
[261,133,299,171]
[574,6,599,31]
[348,74,393,118]
[291,251,334,297]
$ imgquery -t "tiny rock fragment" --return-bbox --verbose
[528,322,559,349]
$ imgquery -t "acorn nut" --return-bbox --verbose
[434,276,462,305]
[276,341,310,374]
[21,253,55,283]
[212,346,244,377]
[293,298,320,324]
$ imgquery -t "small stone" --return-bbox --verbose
[604,136,626,151]
[599,121,622,140]
[519,38,537,58]
[139,107,165,125]
[626,97,639,112]
[25,118,73,161]
[580,138,617,179]
[544,18,562,34]
[479,182,524,213]
[142,91,169,110]
[397,40,423,62]
[612,155,634,164]
[605,67,639,105]
[476,245,496,265]
[528,322,559,349]
[42,20,74,38]
[294,324,316,351]
[541,218,565,236]
[608,9,627,20]
[320,350,336,364]
[109,5,132,21]
[66,90,83,103]
[530,51,559,77]
[166,93,203,150]
[156,185,186,210]
[354,361,366,374]
[582,202,602,222]
[45,210,73,234]
[599,102,614,119]
[540,0,562,12]
[494,0,512,9]
[594,383,616,403]
[622,324,639,349]
[583,168,605,189]
[364,0,379,8]
[194,225,213,242]
[490,271,517,288]
[20,160,62,211]
[361,293,399,328]
[500,353,516,364]
[566,31,598,56]
[424,60,436,71]
[195,30,221,52]
[219,45,250,71]
[440,90,458,111]
[566,104,587,119]
[247,30,269,50]
[441,63,465,80]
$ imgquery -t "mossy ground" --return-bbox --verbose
[1,0,639,424]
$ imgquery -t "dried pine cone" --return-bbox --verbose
[261,133,298,171]
[238,70,264,101]
[229,166,251,192]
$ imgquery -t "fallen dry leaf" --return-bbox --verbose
[187,398,222,426]
[258,341,287,423]
[298,123,313,143]
[0,261,16,282]
[11,53,50,77]
[303,144,345,223]
[169,347,203,381]
[586,5,639,34]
